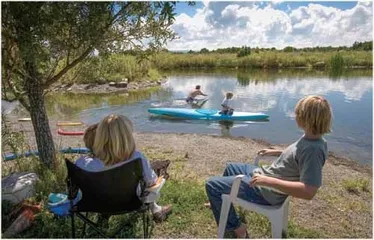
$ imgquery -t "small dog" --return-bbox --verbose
[150,160,171,180]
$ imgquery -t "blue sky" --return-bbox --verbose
[168,1,372,50]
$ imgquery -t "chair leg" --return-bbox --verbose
[270,214,283,239]
[143,211,147,238]
[71,214,75,238]
[282,203,289,234]
[76,212,108,238]
[81,212,88,238]
[218,195,231,238]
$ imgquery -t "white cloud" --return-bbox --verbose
[167,2,372,50]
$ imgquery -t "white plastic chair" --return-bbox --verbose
[217,155,291,239]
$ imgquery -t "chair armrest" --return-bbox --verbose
[229,175,245,199]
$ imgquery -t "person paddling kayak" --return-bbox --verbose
[186,85,208,104]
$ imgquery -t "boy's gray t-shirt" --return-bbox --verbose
[254,136,328,205]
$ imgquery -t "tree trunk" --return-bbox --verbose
[25,62,56,168]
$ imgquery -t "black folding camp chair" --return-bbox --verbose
[65,158,151,238]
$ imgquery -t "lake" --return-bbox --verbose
[5,69,373,165]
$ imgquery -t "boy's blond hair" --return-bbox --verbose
[93,114,135,166]
[83,123,98,151]
[295,95,332,135]
[226,92,233,98]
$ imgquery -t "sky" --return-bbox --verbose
[167,1,373,51]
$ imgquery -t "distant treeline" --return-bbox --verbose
[60,41,372,84]
[180,41,373,55]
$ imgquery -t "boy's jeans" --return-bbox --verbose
[205,163,270,230]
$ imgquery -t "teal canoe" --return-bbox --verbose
[148,108,269,121]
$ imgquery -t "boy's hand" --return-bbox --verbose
[257,149,274,156]
[249,174,274,187]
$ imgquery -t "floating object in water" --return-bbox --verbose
[148,108,269,121]
[57,129,84,136]
[3,147,90,161]
[56,121,83,126]
[18,118,31,122]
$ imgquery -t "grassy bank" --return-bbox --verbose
[56,50,371,86]
[0,150,327,238]
[152,51,372,70]
[60,54,162,85]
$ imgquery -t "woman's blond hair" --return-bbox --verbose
[83,123,98,151]
[93,114,135,166]
[295,95,332,135]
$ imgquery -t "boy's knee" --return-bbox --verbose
[205,176,221,192]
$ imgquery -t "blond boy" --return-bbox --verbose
[206,95,332,238]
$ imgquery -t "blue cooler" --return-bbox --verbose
[47,191,82,216]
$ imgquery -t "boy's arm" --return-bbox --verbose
[249,176,318,200]
[252,147,325,200]
[258,149,283,157]
[198,91,208,96]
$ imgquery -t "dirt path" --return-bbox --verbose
[3,117,373,238]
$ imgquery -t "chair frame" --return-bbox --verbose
[217,155,291,239]
[65,158,155,238]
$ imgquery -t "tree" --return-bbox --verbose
[200,48,209,54]
[2,2,183,168]
[283,46,295,52]
[237,45,251,57]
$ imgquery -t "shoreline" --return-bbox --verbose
[3,114,372,172]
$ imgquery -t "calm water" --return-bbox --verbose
[6,69,373,165]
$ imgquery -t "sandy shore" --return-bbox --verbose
[2,115,373,238]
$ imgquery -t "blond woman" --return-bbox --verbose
[76,115,172,222]
[206,95,332,238]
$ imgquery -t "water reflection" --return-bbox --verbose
[44,88,162,118]
[219,121,234,137]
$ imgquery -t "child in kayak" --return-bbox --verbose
[220,92,234,115]
[186,85,208,103]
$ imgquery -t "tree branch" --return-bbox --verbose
[43,2,133,89]
[43,46,93,89]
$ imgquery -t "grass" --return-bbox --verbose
[54,50,371,86]
[152,51,372,70]
[1,123,371,238]
[2,147,326,239]
[342,178,371,195]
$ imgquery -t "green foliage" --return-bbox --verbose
[283,46,295,52]
[237,46,251,57]
[352,41,372,51]
[342,178,370,194]
[200,48,210,54]
[152,51,372,70]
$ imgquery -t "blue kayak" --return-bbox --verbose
[148,108,269,121]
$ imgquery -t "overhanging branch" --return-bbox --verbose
[43,46,93,89]
[42,2,133,89]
